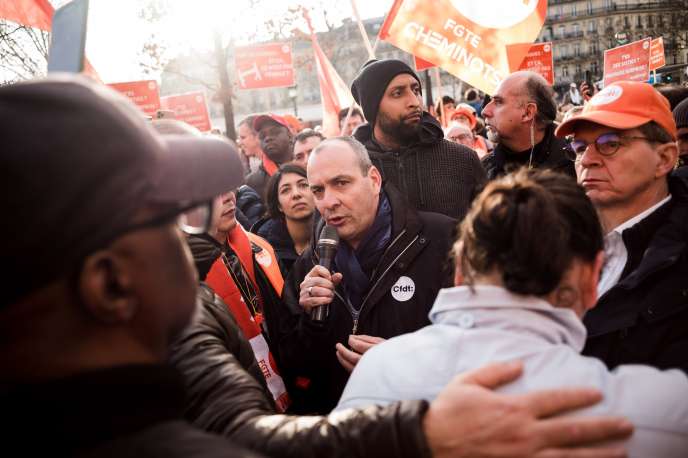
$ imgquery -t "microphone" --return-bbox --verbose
[310,224,339,322]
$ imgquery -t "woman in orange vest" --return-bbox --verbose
[187,190,291,412]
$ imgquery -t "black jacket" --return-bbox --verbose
[169,284,433,458]
[3,364,257,457]
[481,124,576,181]
[246,166,270,204]
[275,182,456,413]
[354,113,485,221]
[583,173,688,374]
[237,185,266,229]
[252,216,301,278]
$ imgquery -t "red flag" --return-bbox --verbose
[0,0,53,31]
[0,0,101,81]
[302,8,355,137]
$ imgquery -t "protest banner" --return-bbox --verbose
[108,80,161,116]
[234,42,295,90]
[380,0,547,95]
[0,0,53,30]
[414,56,437,72]
[160,91,211,132]
[506,41,554,85]
[649,37,666,71]
[603,38,651,87]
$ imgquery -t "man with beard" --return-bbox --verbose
[352,59,485,221]
[481,71,575,181]
[246,114,295,202]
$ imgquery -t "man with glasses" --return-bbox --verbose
[481,71,575,180]
[0,75,254,456]
[555,81,688,374]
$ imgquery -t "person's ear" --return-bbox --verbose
[369,165,383,192]
[522,102,537,123]
[453,242,465,286]
[78,250,137,324]
[655,141,679,177]
[581,251,604,313]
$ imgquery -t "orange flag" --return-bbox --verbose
[0,0,101,81]
[302,8,355,138]
[380,0,547,95]
[0,0,53,31]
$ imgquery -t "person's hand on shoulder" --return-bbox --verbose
[424,361,633,458]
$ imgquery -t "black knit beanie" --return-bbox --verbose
[351,59,422,126]
[674,97,688,129]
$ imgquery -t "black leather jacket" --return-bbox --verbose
[168,284,433,458]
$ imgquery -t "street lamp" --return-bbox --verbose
[288,86,298,117]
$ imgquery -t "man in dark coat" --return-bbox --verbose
[351,59,486,221]
[481,71,575,181]
[0,75,254,457]
[555,81,688,375]
[273,136,457,413]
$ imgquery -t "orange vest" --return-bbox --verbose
[205,224,289,412]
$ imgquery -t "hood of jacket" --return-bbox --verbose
[429,285,587,352]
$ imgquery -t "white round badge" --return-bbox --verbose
[590,85,624,106]
[449,0,539,29]
[255,249,272,268]
[391,276,415,302]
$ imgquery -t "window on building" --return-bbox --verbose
[624,16,630,28]
[563,66,569,77]
[589,21,596,32]
[558,25,566,38]
[573,23,580,35]
[637,16,642,28]
[571,3,577,16]
[587,1,593,14]
[574,43,581,56]
[591,61,599,75]
[576,64,582,76]
[648,16,654,28]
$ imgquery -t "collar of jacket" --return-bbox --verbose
[615,174,688,289]
[353,111,444,153]
[486,124,566,176]
[2,364,186,453]
[585,174,688,335]
[429,285,587,351]
[310,181,423,262]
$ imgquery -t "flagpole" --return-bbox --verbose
[433,67,446,127]
[350,0,375,61]
[340,0,379,135]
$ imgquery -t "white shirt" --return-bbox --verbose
[597,195,672,297]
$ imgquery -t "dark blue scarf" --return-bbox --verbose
[334,191,392,311]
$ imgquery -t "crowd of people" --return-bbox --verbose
[3,57,688,457]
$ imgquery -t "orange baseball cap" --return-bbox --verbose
[450,106,477,129]
[555,81,677,140]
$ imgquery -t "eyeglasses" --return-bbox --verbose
[119,201,214,238]
[567,133,652,162]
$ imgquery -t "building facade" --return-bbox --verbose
[539,0,688,89]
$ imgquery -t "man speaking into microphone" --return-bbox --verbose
[273,136,456,414]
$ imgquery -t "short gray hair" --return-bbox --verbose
[311,136,372,175]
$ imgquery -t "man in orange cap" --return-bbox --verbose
[555,81,688,375]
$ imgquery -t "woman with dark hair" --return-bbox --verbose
[339,169,688,456]
[252,163,315,277]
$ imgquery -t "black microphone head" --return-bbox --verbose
[318,224,339,248]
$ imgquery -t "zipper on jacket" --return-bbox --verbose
[352,234,420,334]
